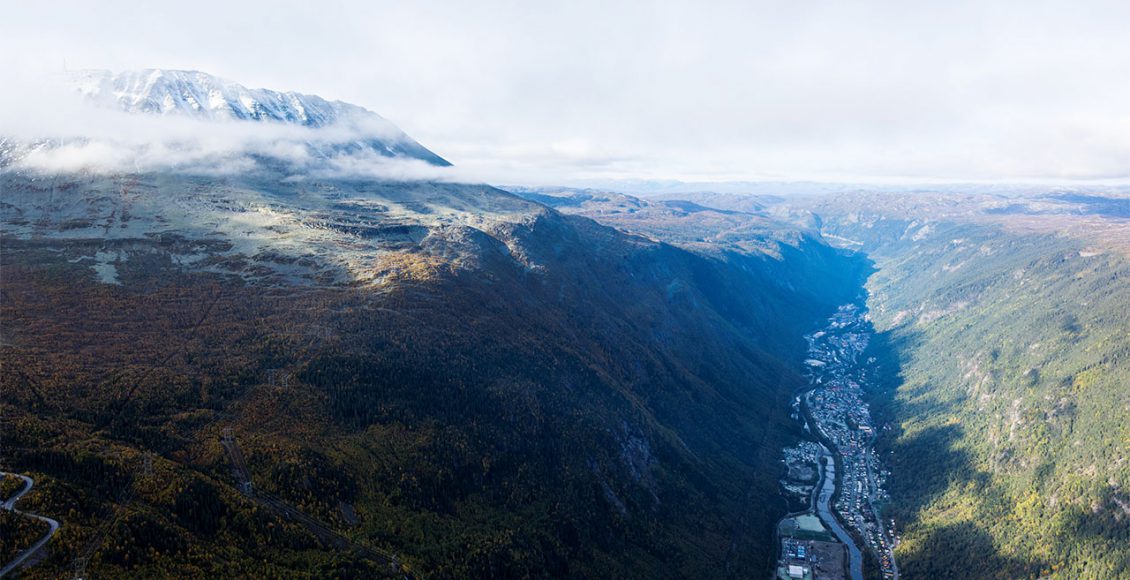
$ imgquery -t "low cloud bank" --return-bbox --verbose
[2,73,464,182]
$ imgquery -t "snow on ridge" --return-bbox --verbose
[6,68,454,170]
[75,69,376,128]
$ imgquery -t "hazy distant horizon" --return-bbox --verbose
[505,177,1130,197]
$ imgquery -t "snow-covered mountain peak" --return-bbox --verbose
[77,69,360,127]
[68,69,451,166]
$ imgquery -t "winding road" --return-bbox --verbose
[0,472,60,577]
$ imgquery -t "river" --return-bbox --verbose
[815,447,863,580]
[775,303,898,580]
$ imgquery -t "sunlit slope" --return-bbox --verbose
[812,198,1130,579]
[1,173,865,577]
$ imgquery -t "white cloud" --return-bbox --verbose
[2,76,466,180]
[3,0,1130,184]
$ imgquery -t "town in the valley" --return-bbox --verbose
[774,304,899,580]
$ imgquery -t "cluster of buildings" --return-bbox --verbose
[776,535,847,580]
[782,440,824,466]
[804,305,899,579]
[779,538,813,580]
[780,440,824,501]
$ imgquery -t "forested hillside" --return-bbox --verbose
[0,173,865,578]
[808,194,1130,579]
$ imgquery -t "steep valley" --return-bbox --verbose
[0,172,868,577]
[793,192,1130,578]
[542,186,1130,578]
[3,80,1128,577]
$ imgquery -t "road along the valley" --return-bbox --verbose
[0,472,60,577]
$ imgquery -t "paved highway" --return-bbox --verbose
[0,472,60,577]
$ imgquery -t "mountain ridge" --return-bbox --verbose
[2,69,452,170]
[0,69,871,576]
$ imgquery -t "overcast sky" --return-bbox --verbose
[4,0,1130,185]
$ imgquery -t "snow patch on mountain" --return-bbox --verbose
[1,69,451,175]
[74,69,391,131]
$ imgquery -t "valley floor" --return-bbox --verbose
[775,304,898,580]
